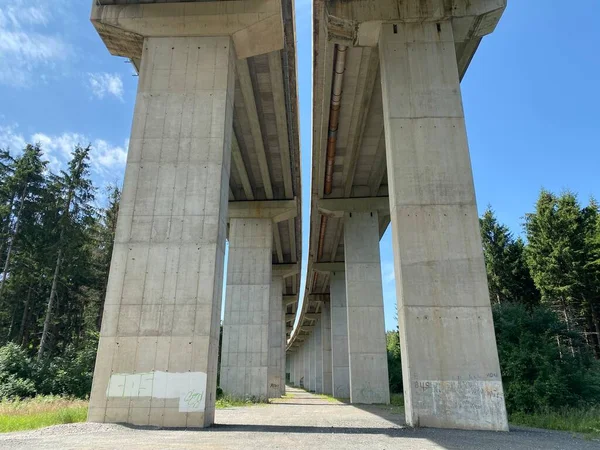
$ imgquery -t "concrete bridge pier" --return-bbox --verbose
[330,272,350,399]
[268,274,285,398]
[379,20,509,431]
[313,317,323,393]
[221,219,272,401]
[344,212,390,404]
[88,33,236,428]
[321,301,333,395]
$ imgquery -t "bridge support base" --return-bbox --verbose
[379,21,509,431]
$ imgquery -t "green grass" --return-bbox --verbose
[314,393,341,403]
[215,395,266,409]
[0,396,88,433]
[510,407,600,438]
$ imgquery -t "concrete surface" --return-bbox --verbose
[88,35,236,428]
[1,387,597,450]
[379,21,508,431]
[344,211,390,404]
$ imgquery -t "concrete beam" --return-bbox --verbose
[367,132,387,197]
[228,199,298,223]
[272,263,300,279]
[237,58,274,199]
[305,313,321,321]
[232,133,254,201]
[91,0,285,60]
[313,262,345,273]
[342,48,379,197]
[317,197,389,217]
[283,295,297,306]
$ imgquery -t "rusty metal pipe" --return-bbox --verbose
[324,45,347,195]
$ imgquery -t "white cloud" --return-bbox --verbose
[381,262,395,284]
[87,72,124,101]
[0,0,70,86]
[0,124,26,152]
[0,123,127,180]
[31,131,128,175]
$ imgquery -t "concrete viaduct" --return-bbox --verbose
[286,0,509,432]
[88,0,510,433]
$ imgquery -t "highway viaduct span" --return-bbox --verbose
[286,0,510,432]
[88,0,302,427]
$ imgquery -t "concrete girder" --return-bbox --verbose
[231,133,254,201]
[317,197,389,218]
[272,263,300,279]
[236,58,274,200]
[313,262,345,273]
[228,199,298,223]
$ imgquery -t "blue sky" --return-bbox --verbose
[0,1,598,331]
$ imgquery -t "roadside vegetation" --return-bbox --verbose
[510,406,600,437]
[0,396,87,433]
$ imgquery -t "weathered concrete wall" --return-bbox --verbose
[221,218,272,401]
[344,212,390,404]
[379,21,508,430]
[88,35,235,428]
[330,272,350,399]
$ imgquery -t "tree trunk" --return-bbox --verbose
[591,304,600,359]
[17,283,32,346]
[0,184,28,300]
[5,302,18,342]
[0,194,16,259]
[560,297,576,357]
[38,248,63,360]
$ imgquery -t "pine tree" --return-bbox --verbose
[524,191,588,351]
[38,145,95,360]
[480,207,539,305]
[0,145,47,303]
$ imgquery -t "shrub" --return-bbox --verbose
[493,303,600,413]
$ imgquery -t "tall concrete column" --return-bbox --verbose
[303,341,310,389]
[379,22,508,431]
[308,332,316,392]
[321,301,333,395]
[330,272,350,399]
[287,353,294,386]
[268,274,284,398]
[344,212,390,404]
[296,347,304,387]
[221,218,272,401]
[281,309,286,394]
[314,318,323,393]
[89,36,235,428]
